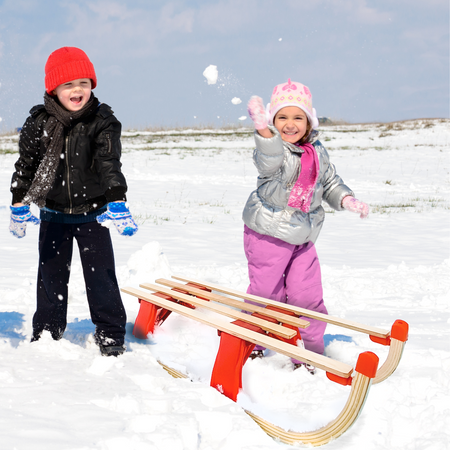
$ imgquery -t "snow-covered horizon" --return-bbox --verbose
[0,119,449,449]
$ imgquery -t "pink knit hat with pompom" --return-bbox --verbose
[268,79,319,129]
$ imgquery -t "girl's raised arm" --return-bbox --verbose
[247,96,273,139]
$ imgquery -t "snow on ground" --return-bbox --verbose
[0,119,449,449]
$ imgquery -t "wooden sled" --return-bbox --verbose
[121,276,409,447]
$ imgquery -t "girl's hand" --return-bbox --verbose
[342,196,369,219]
[247,96,269,131]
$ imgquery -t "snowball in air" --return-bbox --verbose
[231,97,242,105]
[203,65,218,85]
[239,116,247,121]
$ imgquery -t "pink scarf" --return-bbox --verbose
[287,143,319,213]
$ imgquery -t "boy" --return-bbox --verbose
[10,47,138,356]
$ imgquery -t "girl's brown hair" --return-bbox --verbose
[298,120,313,145]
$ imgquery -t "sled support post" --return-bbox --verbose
[133,298,158,339]
[210,309,304,401]
[132,292,173,339]
[210,320,261,401]
[132,284,207,339]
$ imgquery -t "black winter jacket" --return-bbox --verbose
[11,102,127,214]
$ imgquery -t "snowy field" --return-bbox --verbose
[0,118,449,449]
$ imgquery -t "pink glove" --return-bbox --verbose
[342,196,369,219]
[247,96,268,130]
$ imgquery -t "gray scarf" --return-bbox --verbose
[23,92,98,208]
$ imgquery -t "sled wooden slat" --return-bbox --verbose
[169,276,409,386]
[139,282,297,339]
[121,286,354,378]
[152,279,310,329]
[172,275,390,338]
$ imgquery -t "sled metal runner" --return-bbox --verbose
[121,276,408,447]
[157,359,375,447]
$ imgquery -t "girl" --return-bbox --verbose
[244,79,368,371]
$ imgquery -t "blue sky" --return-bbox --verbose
[0,0,448,131]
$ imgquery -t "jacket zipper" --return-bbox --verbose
[65,134,73,213]
[106,133,111,153]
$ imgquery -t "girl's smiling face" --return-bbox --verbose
[53,78,92,112]
[274,106,309,144]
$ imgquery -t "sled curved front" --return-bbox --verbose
[371,320,409,384]
[246,370,372,447]
[373,337,406,384]
[158,353,378,447]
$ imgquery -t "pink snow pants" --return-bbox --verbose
[244,225,328,362]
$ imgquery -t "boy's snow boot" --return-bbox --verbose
[99,344,126,357]
[31,327,64,342]
[31,330,41,342]
[94,330,125,357]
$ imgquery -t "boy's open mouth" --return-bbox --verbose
[70,95,83,105]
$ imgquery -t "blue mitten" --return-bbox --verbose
[10,205,40,238]
[96,202,138,237]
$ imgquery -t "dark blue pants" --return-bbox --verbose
[33,221,126,345]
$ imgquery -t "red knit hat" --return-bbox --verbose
[45,47,97,94]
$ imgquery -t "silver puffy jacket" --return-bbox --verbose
[242,128,354,245]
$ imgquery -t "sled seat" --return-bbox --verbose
[122,283,354,379]
[133,282,309,340]
[168,275,409,386]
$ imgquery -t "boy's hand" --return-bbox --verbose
[342,196,369,219]
[247,96,269,130]
[96,202,138,236]
[10,205,40,238]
